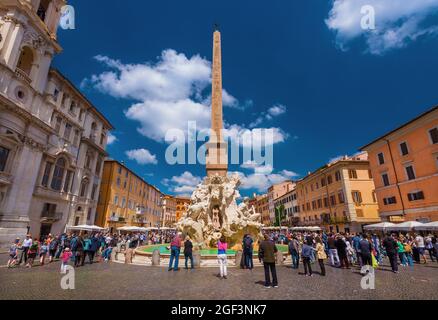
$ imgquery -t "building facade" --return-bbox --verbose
[360,106,438,222]
[267,180,294,223]
[274,188,299,226]
[250,193,269,226]
[175,196,190,222]
[296,153,380,233]
[95,160,163,233]
[161,195,176,227]
[0,0,113,245]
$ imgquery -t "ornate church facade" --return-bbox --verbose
[0,0,113,246]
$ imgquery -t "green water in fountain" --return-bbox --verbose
[138,244,289,255]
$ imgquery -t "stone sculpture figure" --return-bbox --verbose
[176,173,263,248]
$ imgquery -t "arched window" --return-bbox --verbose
[51,158,66,191]
[90,122,97,141]
[16,46,34,76]
[80,178,89,197]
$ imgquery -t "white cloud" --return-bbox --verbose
[248,104,287,128]
[162,171,202,195]
[107,132,117,145]
[267,104,287,117]
[326,0,438,54]
[125,148,158,165]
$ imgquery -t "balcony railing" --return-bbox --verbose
[40,211,63,222]
[15,68,32,84]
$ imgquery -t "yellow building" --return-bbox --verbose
[95,160,163,232]
[360,106,438,222]
[161,195,176,227]
[296,153,380,233]
[175,197,190,222]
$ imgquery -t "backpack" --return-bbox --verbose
[244,237,252,249]
[49,240,58,250]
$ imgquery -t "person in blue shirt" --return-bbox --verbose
[301,239,313,276]
[352,233,362,267]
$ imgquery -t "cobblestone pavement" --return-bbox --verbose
[0,254,437,300]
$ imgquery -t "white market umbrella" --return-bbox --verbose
[364,222,395,231]
[117,226,142,232]
[387,221,424,231]
[414,221,438,231]
[67,224,104,232]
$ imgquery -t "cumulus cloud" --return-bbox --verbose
[107,132,117,145]
[162,171,202,195]
[85,49,288,145]
[125,148,158,165]
[326,0,438,54]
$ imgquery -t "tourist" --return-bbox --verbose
[425,234,435,262]
[432,237,438,263]
[301,238,313,276]
[396,237,407,266]
[217,235,228,279]
[346,238,356,265]
[48,236,59,263]
[372,234,382,263]
[288,235,300,269]
[60,247,72,273]
[7,238,20,268]
[335,236,350,269]
[243,234,254,270]
[359,234,373,267]
[327,234,340,267]
[73,236,84,268]
[315,237,327,276]
[259,234,278,286]
[352,233,362,267]
[89,234,99,264]
[184,236,194,269]
[19,234,32,265]
[383,233,398,273]
[403,239,414,267]
[26,238,39,268]
[39,240,49,266]
[168,233,182,271]
[414,233,427,264]
[82,235,92,266]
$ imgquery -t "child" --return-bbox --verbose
[60,247,72,273]
[39,240,49,266]
[7,238,20,268]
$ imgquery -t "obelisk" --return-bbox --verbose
[206,26,228,177]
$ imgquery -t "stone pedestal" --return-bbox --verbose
[193,251,201,268]
[235,250,243,267]
[152,249,160,266]
[276,251,284,266]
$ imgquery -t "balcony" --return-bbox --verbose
[40,211,63,222]
[15,68,32,84]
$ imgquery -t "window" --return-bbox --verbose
[382,173,390,186]
[53,88,60,101]
[429,127,438,144]
[116,177,121,187]
[73,130,80,146]
[327,175,332,184]
[50,158,65,191]
[114,195,119,205]
[383,196,397,205]
[405,165,416,180]
[377,152,385,165]
[0,146,10,172]
[91,183,98,200]
[407,191,424,201]
[69,101,76,113]
[79,179,89,197]
[317,199,322,209]
[118,166,122,174]
[323,197,328,208]
[351,191,362,204]
[95,157,102,174]
[335,171,341,181]
[372,191,377,203]
[348,169,357,179]
[121,198,126,208]
[16,46,34,76]
[63,170,72,192]
[41,162,52,187]
[54,117,62,133]
[321,178,326,187]
[330,195,336,206]
[100,133,105,145]
[79,109,84,121]
[63,123,72,140]
[399,142,409,156]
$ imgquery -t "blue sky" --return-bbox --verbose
[54,0,438,197]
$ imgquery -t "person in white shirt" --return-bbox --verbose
[415,234,427,264]
[19,234,33,265]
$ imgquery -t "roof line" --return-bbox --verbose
[359,105,438,151]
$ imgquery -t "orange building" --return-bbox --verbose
[250,193,269,225]
[360,106,438,222]
[268,181,294,223]
[296,153,380,233]
[161,195,177,227]
[95,160,163,232]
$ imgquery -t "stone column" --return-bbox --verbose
[193,251,201,268]
[152,249,160,265]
